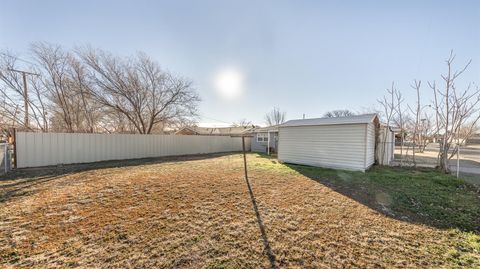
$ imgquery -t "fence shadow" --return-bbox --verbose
[0,152,240,203]
[283,163,480,234]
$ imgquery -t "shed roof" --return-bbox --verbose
[280,114,378,128]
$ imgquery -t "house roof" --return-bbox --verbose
[175,126,254,135]
[247,125,279,133]
[280,114,378,128]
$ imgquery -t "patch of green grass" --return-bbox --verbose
[364,167,479,230]
[444,230,480,268]
[250,154,480,233]
[248,154,480,267]
[464,232,480,252]
[249,154,298,175]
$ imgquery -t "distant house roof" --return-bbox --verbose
[247,125,279,133]
[280,114,378,128]
[175,126,254,136]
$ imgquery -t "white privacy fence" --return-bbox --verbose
[376,127,395,165]
[15,132,250,168]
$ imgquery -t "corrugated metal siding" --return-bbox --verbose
[278,124,369,171]
[15,132,250,168]
[365,123,376,168]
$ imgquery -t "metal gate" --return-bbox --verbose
[0,143,11,175]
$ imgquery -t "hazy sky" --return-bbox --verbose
[1,0,479,126]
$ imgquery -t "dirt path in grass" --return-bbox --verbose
[0,154,478,268]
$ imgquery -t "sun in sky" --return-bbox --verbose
[213,67,244,100]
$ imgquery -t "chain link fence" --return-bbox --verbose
[393,142,480,187]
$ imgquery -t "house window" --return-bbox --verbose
[257,133,268,142]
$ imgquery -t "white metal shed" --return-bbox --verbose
[278,114,380,172]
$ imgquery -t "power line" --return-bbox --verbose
[0,52,37,66]
[7,68,39,77]
[199,114,232,125]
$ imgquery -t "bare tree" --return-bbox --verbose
[429,51,480,173]
[79,48,200,134]
[323,109,355,118]
[418,114,434,152]
[28,43,111,133]
[378,82,396,164]
[1,44,201,135]
[232,119,253,127]
[392,90,406,165]
[96,110,137,134]
[32,43,85,132]
[265,107,286,126]
[66,53,100,133]
[407,80,422,167]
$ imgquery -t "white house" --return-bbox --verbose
[278,114,382,172]
[248,126,279,154]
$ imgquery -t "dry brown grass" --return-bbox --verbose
[0,153,478,268]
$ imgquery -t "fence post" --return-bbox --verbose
[4,143,7,174]
[12,128,17,169]
[456,143,460,178]
[242,136,248,180]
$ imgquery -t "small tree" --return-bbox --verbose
[392,90,406,166]
[265,107,286,126]
[378,82,396,164]
[429,51,480,173]
[408,80,422,167]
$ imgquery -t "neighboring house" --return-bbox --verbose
[175,126,254,136]
[278,114,382,172]
[248,126,279,154]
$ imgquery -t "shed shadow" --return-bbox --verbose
[283,162,480,233]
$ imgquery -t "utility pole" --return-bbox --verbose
[242,136,248,180]
[457,141,460,178]
[7,68,40,129]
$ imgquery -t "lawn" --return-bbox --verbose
[0,153,479,268]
